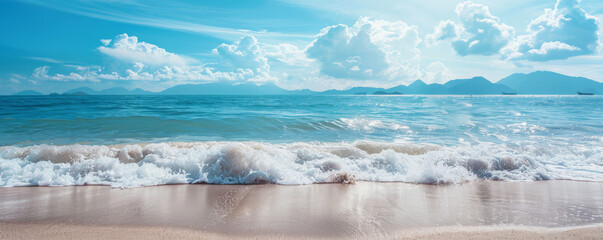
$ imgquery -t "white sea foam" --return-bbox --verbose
[338,118,410,132]
[1,140,601,188]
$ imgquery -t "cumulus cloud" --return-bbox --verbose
[33,64,259,83]
[426,20,462,45]
[98,33,194,66]
[428,1,514,56]
[422,61,452,84]
[136,65,257,82]
[213,35,273,81]
[306,17,421,82]
[502,0,599,61]
[32,66,100,82]
[264,43,314,66]
[31,34,275,84]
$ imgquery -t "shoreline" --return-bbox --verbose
[1,222,602,239]
[4,178,603,187]
[1,181,602,238]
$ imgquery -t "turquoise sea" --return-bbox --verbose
[0,95,602,187]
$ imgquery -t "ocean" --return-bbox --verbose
[0,95,602,187]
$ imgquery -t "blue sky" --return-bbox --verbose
[1,0,601,94]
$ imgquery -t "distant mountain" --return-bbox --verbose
[62,91,89,96]
[385,84,408,93]
[97,87,153,95]
[9,71,601,96]
[498,71,603,94]
[323,77,516,95]
[62,87,154,95]
[321,87,385,95]
[13,90,43,96]
[130,88,152,95]
[65,87,96,95]
[98,87,133,95]
[160,82,300,95]
[444,76,515,94]
[402,80,447,94]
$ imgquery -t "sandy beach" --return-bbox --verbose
[1,223,602,240]
[1,181,602,239]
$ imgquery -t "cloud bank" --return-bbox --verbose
[306,17,421,83]
[502,0,599,61]
[33,34,274,84]
[428,1,514,56]
[98,33,193,66]
[23,1,601,91]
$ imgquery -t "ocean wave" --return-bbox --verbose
[1,140,601,187]
[337,118,411,132]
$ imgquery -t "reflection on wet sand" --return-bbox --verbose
[0,181,601,237]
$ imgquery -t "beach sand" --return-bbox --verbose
[1,181,602,239]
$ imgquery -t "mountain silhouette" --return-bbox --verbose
[444,76,515,94]
[12,71,601,96]
[160,82,291,95]
[498,71,602,94]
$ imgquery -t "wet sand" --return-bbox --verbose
[0,181,602,239]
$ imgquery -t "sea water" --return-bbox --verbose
[0,95,601,187]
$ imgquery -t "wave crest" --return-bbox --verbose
[1,140,601,187]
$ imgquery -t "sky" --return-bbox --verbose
[0,0,601,94]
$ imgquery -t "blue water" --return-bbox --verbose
[0,95,602,187]
[2,95,601,145]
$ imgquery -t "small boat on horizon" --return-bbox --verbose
[501,92,517,95]
[577,92,594,95]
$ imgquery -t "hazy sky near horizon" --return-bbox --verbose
[1,0,602,94]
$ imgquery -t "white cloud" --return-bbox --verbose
[100,39,111,46]
[27,57,63,64]
[33,63,260,84]
[502,0,599,61]
[264,43,314,66]
[214,36,269,75]
[31,34,277,84]
[527,41,580,55]
[305,17,421,83]
[213,35,278,82]
[426,20,461,45]
[428,1,514,56]
[9,74,25,84]
[149,66,257,82]
[32,66,100,82]
[98,33,194,66]
[422,61,452,84]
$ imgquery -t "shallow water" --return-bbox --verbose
[0,95,601,186]
[0,181,601,237]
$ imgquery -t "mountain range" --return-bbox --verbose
[498,71,602,95]
[11,71,603,96]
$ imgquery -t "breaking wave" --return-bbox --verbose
[1,140,601,188]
